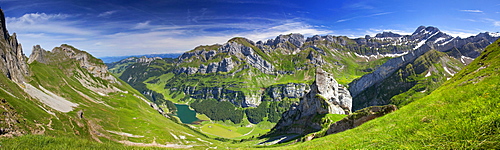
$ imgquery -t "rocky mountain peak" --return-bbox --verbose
[0,9,29,83]
[375,32,402,38]
[53,44,118,83]
[27,45,48,64]
[270,68,352,134]
[0,9,10,40]
[263,33,305,49]
[412,26,441,36]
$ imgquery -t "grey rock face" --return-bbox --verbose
[176,42,273,75]
[348,26,499,110]
[182,86,245,106]
[28,45,47,64]
[267,34,305,49]
[53,45,118,83]
[223,42,274,74]
[375,32,403,38]
[0,9,29,83]
[271,68,352,134]
[263,83,310,101]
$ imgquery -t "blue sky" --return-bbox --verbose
[1,0,499,57]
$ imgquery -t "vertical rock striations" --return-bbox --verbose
[271,68,352,134]
[27,45,48,64]
[0,9,29,83]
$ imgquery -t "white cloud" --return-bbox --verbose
[133,21,152,29]
[441,30,476,38]
[460,10,483,13]
[97,11,118,17]
[6,13,96,36]
[484,18,500,27]
[7,12,333,57]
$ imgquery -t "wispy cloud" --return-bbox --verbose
[460,9,483,13]
[337,12,393,23]
[6,12,333,57]
[6,13,96,35]
[441,30,477,38]
[97,10,118,17]
[484,18,500,26]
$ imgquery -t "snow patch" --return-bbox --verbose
[107,130,144,138]
[170,132,179,140]
[179,135,186,140]
[196,138,213,145]
[443,67,454,76]
[489,32,500,37]
[438,37,455,46]
[355,51,409,61]
[21,83,78,113]
[414,31,440,50]
[425,71,432,77]
[434,37,446,43]
[414,40,427,50]
[460,56,473,64]
[118,140,193,148]
[97,92,107,96]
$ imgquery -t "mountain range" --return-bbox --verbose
[1,7,499,149]
[110,25,499,126]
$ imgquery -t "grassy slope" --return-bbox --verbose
[278,39,500,149]
[0,46,220,149]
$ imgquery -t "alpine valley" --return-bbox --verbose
[1,7,500,149]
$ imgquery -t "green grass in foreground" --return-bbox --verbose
[277,39,500,149]
[198,122,271,139]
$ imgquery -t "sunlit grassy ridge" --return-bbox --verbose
[278,39,500,149]
[0,45,220,149]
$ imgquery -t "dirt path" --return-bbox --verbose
[241,126,255,137]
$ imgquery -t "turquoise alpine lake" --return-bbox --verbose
[174,104,199,124]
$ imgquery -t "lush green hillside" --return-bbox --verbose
[0,45,220,149]
[279,39,500,149]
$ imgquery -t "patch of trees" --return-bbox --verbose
[190,99,243,124]
[245,98,297,124]
[245,101,268,123]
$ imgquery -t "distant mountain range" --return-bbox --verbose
[99,53,182,63]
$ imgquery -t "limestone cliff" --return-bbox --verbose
[270,68,352,134]
[27,45,48,64]
[0,9,29,83]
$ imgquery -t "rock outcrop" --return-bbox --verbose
[326,105,397,134]
[53,44,118,83]
[271,68,352,134]
[0,99,26,137]
[0,9,29,83]
[176,41,273,74]
[263,83,310,101]
[27,45,48,64]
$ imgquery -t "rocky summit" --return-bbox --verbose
[0,10,29,83]
[270,68,352,135]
